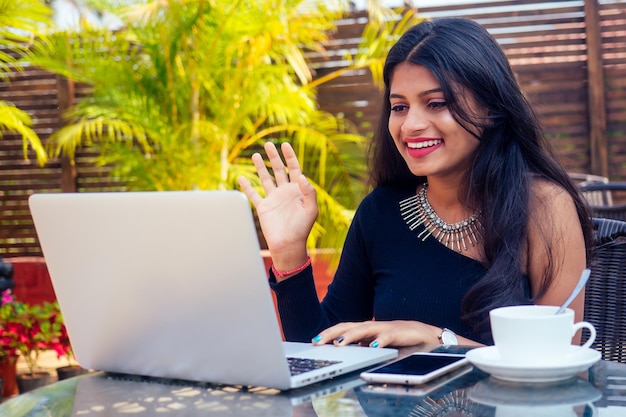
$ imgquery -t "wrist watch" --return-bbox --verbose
[438,328,459,345]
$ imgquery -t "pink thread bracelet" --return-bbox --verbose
[272,256,312,279]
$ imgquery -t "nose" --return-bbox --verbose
[401,108,429,135]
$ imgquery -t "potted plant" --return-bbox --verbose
[25,0,421,262]
[0,290,19,398]
[0,289,62,393]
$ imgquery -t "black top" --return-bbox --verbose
[270,184,500,345]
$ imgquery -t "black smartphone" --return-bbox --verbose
[360,352,469,385]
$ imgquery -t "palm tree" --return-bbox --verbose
[27,0,420,252]
[0,0,50,165]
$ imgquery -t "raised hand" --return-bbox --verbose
[238,142,318,276]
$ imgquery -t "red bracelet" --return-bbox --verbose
[271,256,312,279]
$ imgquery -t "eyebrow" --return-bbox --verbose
[389,88,443,99]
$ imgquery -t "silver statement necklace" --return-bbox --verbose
[399,183,482,252]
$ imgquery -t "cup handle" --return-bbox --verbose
[573,321,596,349]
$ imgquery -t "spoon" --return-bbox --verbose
[555,268,591,314]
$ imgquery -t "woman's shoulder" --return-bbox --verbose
[527,176,580,235]
[528,176,575,209]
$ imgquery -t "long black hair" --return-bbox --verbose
[368,17,593,334]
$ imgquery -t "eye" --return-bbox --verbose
[390,104,408,113]
[428,100,447,110]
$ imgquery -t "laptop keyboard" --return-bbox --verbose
[287,357,341,375]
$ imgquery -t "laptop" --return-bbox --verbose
[28,190,397,390]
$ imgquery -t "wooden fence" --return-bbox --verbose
[1,0,625,257]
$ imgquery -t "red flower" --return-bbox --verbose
[1,289,73,374]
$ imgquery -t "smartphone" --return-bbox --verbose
[359,364,473,396]
[360,352,469,385]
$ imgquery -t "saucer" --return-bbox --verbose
[466,346,601,383]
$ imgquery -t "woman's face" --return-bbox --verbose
[388,62,482,182]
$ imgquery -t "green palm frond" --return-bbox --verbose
[0,0,50,165]
[28,25,141,86]
[0,0,50,78]
[0,101,46,164]
[308,6,422,89]
[358,7,424,87]
[49,115,151,158]
[28,0,406,252]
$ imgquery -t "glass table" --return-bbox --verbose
[1,345,625,416]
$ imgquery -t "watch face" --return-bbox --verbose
[441,330,458,345]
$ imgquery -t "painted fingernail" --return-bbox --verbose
[335,336,344,343]
[312,335,322,343]
[370,341,379,348]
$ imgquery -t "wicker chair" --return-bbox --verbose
[578,182,626,221]
[583,217,626,362]
[569,172,612,206]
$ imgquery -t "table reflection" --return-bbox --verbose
[469,377,601,417]
[70,372,366,417]
[2,348,626,417]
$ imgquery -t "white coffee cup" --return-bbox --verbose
[489,305,596,365]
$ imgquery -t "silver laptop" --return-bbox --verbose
[28,191,397,390]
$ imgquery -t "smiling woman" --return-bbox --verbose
[387,63,481,185]
[238,16,593,351]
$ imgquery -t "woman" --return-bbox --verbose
[238,17,592,347]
